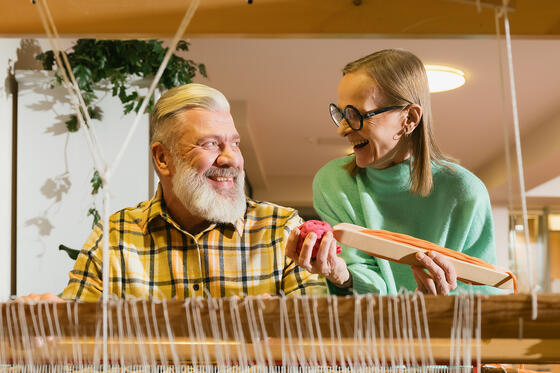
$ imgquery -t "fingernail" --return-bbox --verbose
[416,252,424,259]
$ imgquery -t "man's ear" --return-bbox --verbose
[403,104,423,135]
[151,142,173,177]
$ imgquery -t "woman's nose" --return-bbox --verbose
[337,121,352,137]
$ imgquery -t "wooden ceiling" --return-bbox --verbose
[3,0,560,38]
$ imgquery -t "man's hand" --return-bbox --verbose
[15,292,65,303]
[286,228,351,287]
[412,251,457,295]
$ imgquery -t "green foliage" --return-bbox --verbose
[64,106,103,132]
[36,39,207,231]
[59,244,80,260]
[90,170,103,195]
[87,208,101,228]
[36,39,207,119]
[65,115,79,132]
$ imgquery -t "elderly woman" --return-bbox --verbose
[286,49,498,295]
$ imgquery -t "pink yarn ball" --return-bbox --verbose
[296,220,342,259]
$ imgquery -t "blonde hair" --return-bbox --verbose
[342,49,452,197]
[149,83,230,148]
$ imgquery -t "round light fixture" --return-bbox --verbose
[425,65,466,93]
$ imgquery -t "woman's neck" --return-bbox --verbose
[369,138,411,169]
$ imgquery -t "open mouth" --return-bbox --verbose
[353,140,369,150]
[207,176,234,186]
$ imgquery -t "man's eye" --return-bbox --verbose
[205,141,218,147]
[233,141,240,147]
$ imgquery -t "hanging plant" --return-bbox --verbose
[36,38,207,258]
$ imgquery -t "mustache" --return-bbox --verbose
[204,167,240,179]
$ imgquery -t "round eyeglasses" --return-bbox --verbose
[329,103,405,131]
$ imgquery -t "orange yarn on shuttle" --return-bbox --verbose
[361,229,518,293]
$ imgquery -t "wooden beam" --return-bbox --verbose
[2,294,560,364]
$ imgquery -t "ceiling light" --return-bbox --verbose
[425,65,466,93]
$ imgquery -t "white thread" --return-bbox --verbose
[493,7,515,218]
[365,295,379,367]
[218,298,232,365]
[503,2,535,294]
[476,295,482,373]
[192,298,211,368]
[183,299,199,369]
[35,0,106,176]
[378,293,387,368]
[353,294,365,367]
[257,296,275,369]
[207,296,225,368]
[403,292,417,368]
[229,297,249,367]
[301,295,318,367]
[331,296,347,368]
[17,303,34,369]
[244,297,265,367]
[292,297,308,367]
[108,0,201,178]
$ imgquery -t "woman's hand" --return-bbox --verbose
[412,251,457,295]
[286,228,351,287]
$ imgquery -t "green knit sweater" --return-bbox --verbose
[313,156,500,295]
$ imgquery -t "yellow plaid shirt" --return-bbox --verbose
[61,185,327,301]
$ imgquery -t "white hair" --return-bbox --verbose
[150,83,230,148]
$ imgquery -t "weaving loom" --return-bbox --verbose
[6,0,555,372]
[3,294,560,371]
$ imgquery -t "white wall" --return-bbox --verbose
[0,39,20,300]
[16,70,151,295]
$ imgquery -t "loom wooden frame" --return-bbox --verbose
[2,294,559,365]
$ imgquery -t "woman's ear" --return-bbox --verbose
[403,104,423,135]
[151,142,173,177]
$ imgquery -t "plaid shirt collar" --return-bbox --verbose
[141,183,246,236]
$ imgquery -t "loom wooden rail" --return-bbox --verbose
[2,294,560,365]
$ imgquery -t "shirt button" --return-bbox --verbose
[193,284,199,291]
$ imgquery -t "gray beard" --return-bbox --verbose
[171,159,246,225]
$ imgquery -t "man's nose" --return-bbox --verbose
[216,145,242,168]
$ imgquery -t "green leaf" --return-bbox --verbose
[176,40,190,51]
[198,63,207,78]
[87,207,101,228]
[90,170,103,195]
[73,65,93,92]
[65,115,79,132]
[59,244,81,260]
[88,106,104,120]
[36,50,55,70]
[123,102,134,114]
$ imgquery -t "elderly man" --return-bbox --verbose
[23,83,326,302]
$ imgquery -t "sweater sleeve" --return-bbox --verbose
[313,163,390,295]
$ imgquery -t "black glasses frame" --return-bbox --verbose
[329,103,406,131]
